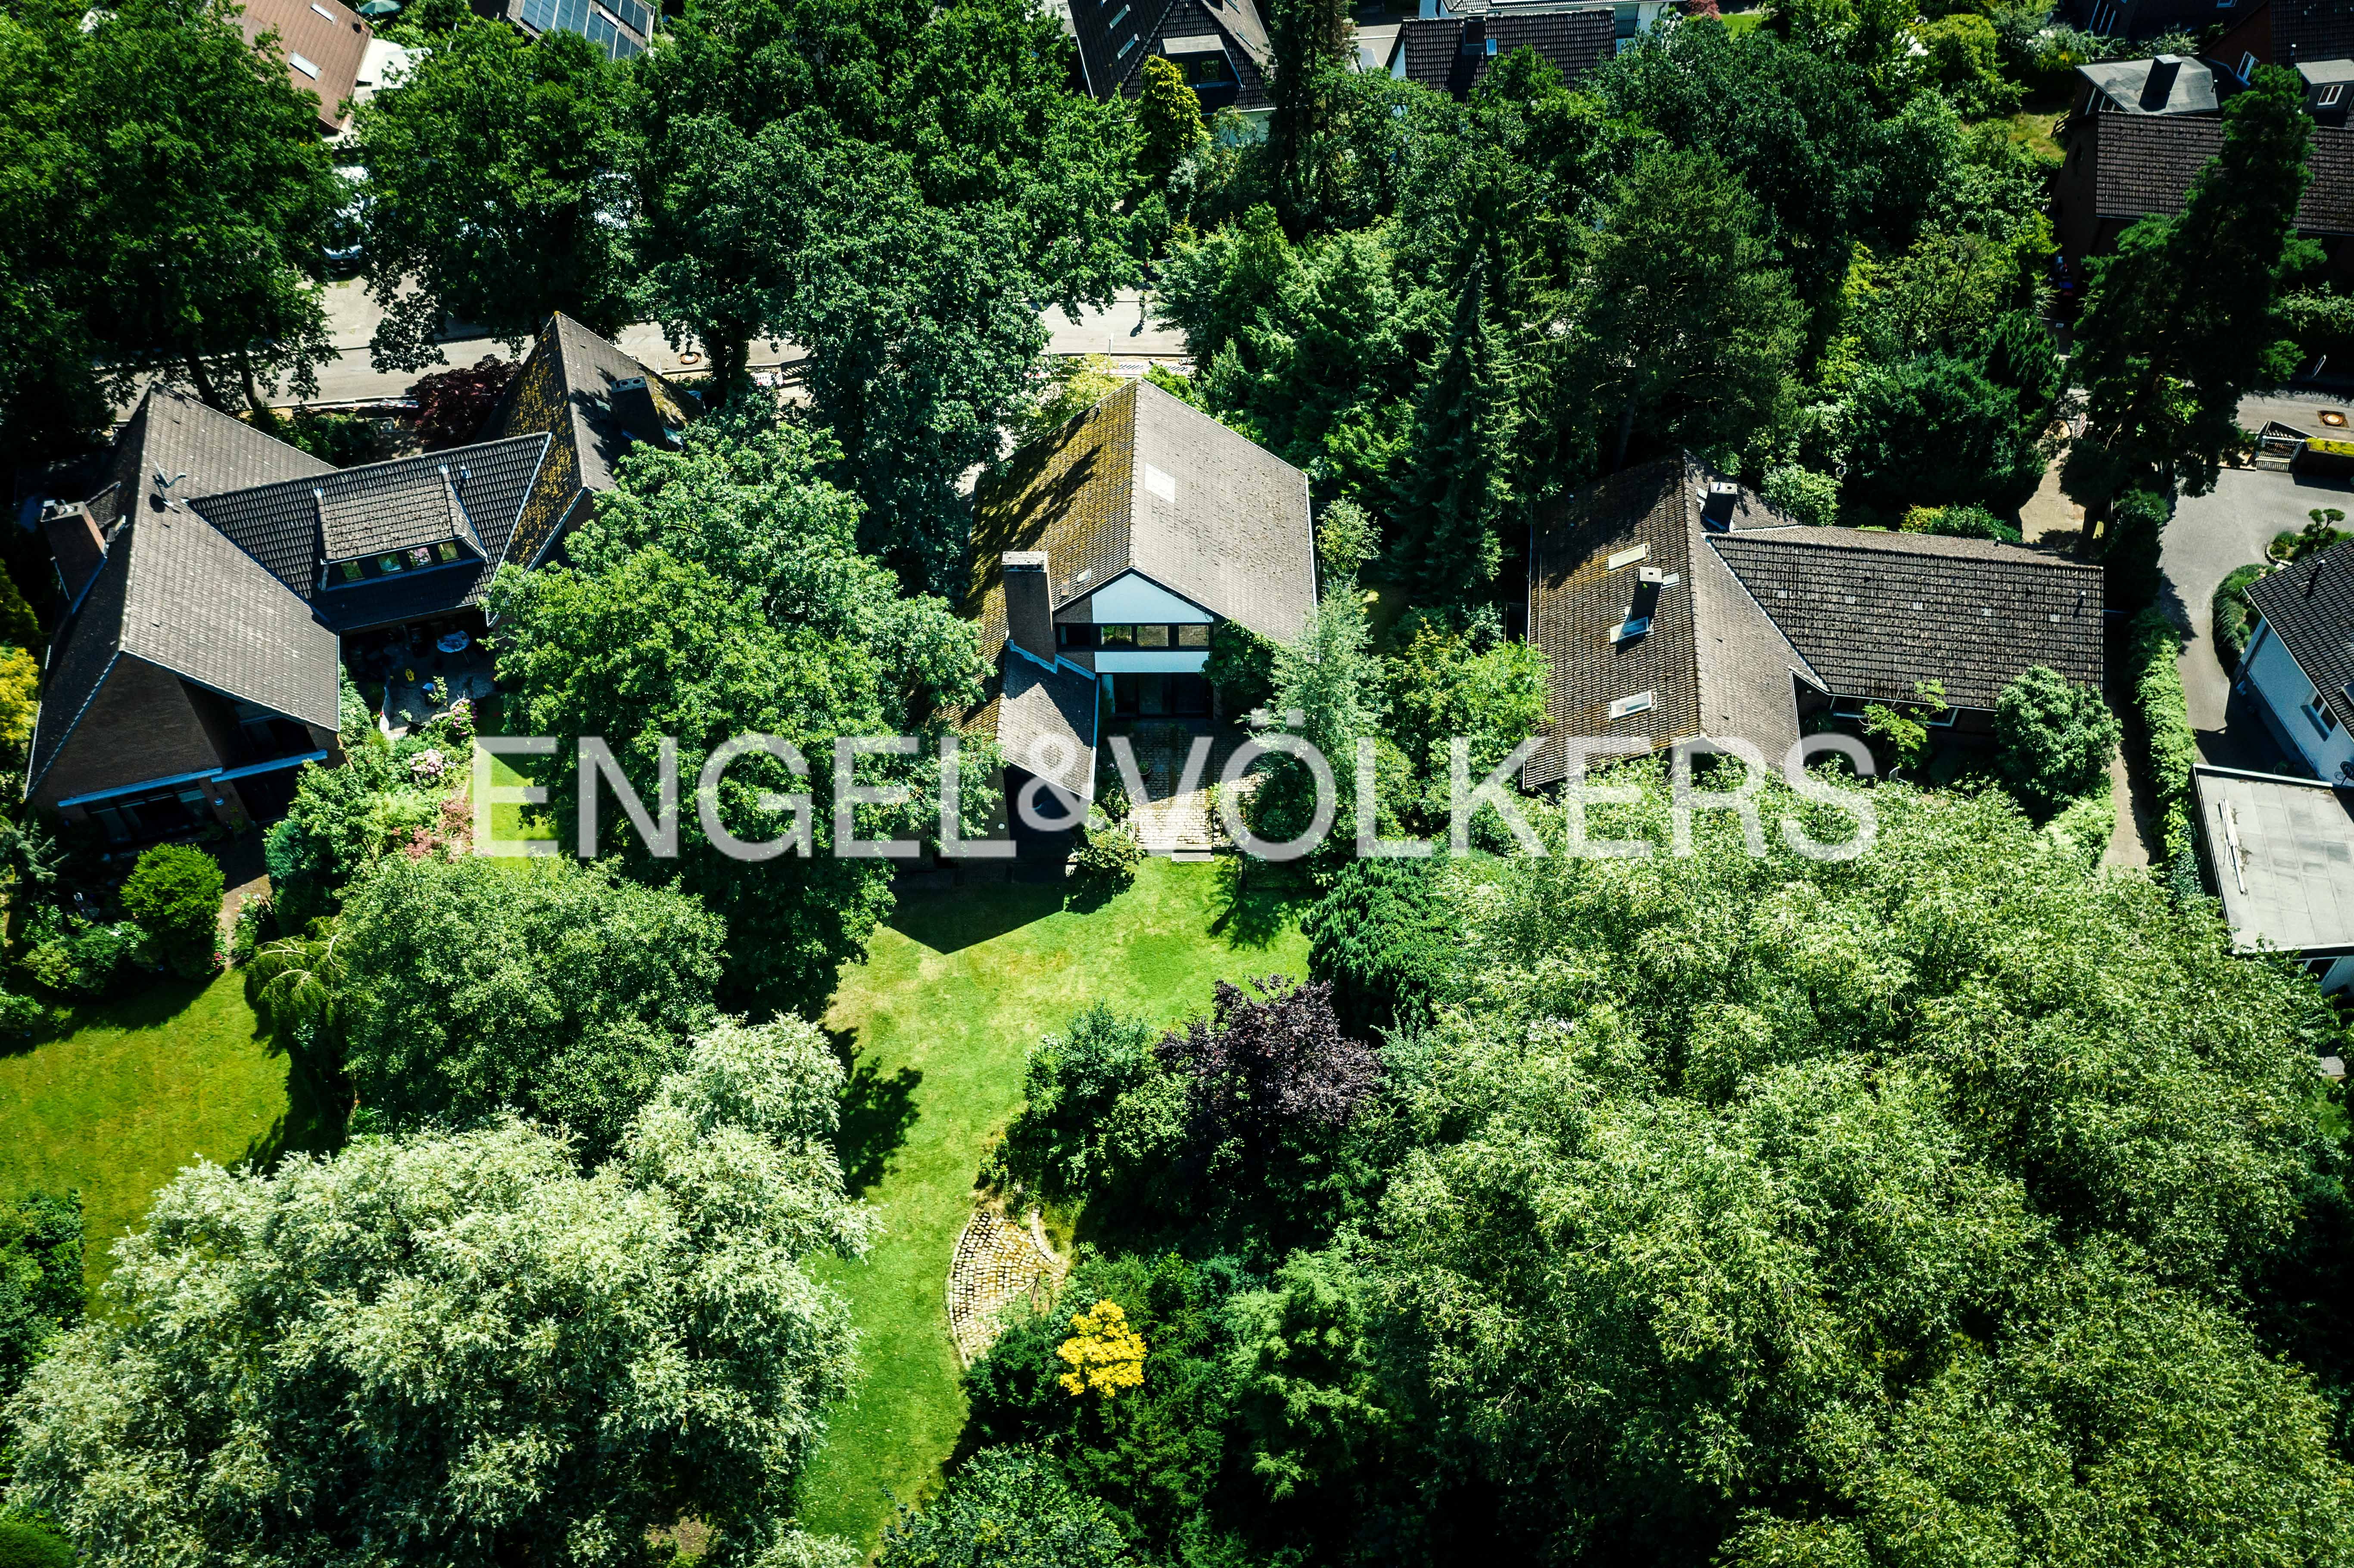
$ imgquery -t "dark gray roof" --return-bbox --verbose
[1523,457,1817,790]
[1389,7,1614,97]
[93,388,333,522]
[1524,460,2108,790]
[1710,526,2107,710]
[536,313,683,497]
[2089,113,2354,234]
[2078,56,2220,114]
[2248,544,2354,731]
[2195,763,2354,955]
[189,435,549,623]
[996,651,1099,803]
[969,380,1314,666]
[28,503,340,797]
[1065,0,1274,112]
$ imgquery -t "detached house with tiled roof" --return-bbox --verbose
[1521,458,2106,790]
[1058,0,1276,127]
[2235,543,2354,781]
[965,380,1315,821]
[24,313,685,841]
[1384,6,1615,98]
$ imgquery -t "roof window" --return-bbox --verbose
[1607,691,1655,720]
[289,51,320,77]
[1609,616,1651,644]
[1606,544,1649,571]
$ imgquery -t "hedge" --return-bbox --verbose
[2127,607,2200,880]
[2211,563,2268,669]
[119,843,225,979]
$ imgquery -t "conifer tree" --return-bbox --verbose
[2074,66,2315,495]
[1386,262,1516,604]
[1266,0,1352,233]
[1137,55,1208,187]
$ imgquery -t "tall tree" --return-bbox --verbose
[2073,65,2315,495]
[487,414,986,1018]
[1386,261,1517,601]
[4,1021,871,1568]
[1265,0,1354,234]
[1573,147,1803,471]
[352,20,636,371]
[0,2,106,472]
[60,0,343,412]
[1135,56,1208,188]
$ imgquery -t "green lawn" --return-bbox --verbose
[796,858,1312,1549]
[0,971,328,1293]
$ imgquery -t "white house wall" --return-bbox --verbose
[2244,617,2354,779]
[1060,571,1216,625]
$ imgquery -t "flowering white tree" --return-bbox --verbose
[4,1019,871,1568]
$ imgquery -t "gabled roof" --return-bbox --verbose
[2249,543,2354,731]
[1524,457,2108,790]
[996,651,1100,803]
[2194,763,2354,955]
[1065,0,1274,112]
[1524,457,1815,790]
[1389,7,1614,98]
[968,380,1315,663]
[1710,526,2106,709]
[93,389,333,527]
[2277,0,2354,62]
[2089,113,2354,234]
[191,438,545,594]
[28,501,340,797]
[232,0,372,132]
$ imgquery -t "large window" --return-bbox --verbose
[1111,673,1212,716]
[1060,622,1214,650]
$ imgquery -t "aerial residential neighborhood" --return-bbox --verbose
[4,0,2354,1564]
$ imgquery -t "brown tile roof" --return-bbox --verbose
[2092,113,2354,235]
[2277,0,2354,62]
[968,380,1314,662]
[234,0,372,132]
[1390,7,1614,98]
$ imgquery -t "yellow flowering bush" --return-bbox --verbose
[1056,1299,1146,1398]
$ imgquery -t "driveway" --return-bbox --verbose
[2158,464,2348,771]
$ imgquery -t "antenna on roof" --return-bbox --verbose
[152,470,187,511]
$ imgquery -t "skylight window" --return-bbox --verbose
[1607,691,1655,720]
[289,51,320,78]
[309,2,335,18]
[1606,544,1649,571]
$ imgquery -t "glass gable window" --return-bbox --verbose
[1059,622,1213,649]
[376,552,407,574]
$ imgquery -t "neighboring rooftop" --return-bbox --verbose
[2078,54,2219,115]
[233,0,372,132]
[2194,764,2354,957]
[1062,0,1275,114]
[496,0,654,59]
[2088,114,2354,234]
[2248,543,2354,734]
[1388,6,1616,97]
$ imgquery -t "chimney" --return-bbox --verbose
[1001,551,1056,663]
[610,376,672,448]
[2141,55,2182,111]
[1701,481,1740,531]
[1461,15,1485,53]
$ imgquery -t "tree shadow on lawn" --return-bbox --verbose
[886,881,1066,957]
[1,974,215,1061]
[1207,858,1314,951]
[238,1054,344,1174]
[829,1024,922,1198]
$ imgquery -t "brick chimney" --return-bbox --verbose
[2141,55,2182,111]
[1001,551,1056,662]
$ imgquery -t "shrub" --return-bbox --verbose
[1074,821,1145,892]
[2102,489,2170,615]
[17,908,146,996]
[283,407,393,468]
[2269,507,2346,563]
[1919,502,2023,544]
[0,1520,73,1568]
[2128,607,2200,877]
[2212,563,2268,668]
[1762,463,1840,526]
[119,844,225,979]
[228,892,274,966]
[1995,665,2120,816]
[1205,620,1277,718]
[1303,856,1452,1037]
[877,1447,1130,1568]
[0,986,46,1040]
[2044,771,2117,869]
[999,1003,1164,1199]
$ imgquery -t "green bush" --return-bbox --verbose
[119,843,225,979]
[1204,620,1277,719]
[1303,856,1452,1037]
[0,986,45,1040]
[2128,607,2200,875]
[16,907,146,996]
[1762,463,1840,526]
[2211,563,2268,669]
[2102,489,2170,615]
[2044,771,2117,869]
[228,893,274,966]
[0,1188,82,1407]
[1995,665,2120,817]
[1073,821,1145,892]
[878,1447,1130,1568]
[0,1520,73,1568]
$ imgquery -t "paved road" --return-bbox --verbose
[290,280,1188,406]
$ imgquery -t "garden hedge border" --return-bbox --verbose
[2126,607,2198,880]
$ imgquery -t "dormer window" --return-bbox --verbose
[2327,84,2346,107]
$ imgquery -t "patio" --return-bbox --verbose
[344,619,496,736]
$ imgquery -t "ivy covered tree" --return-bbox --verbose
[1385,261,1517,601]
[5,1020,872,1568]
[2074,65,2316,495]
[352,20,635,371]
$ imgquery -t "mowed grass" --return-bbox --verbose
[0,972,321,1293]
[796,858,1311,1549]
